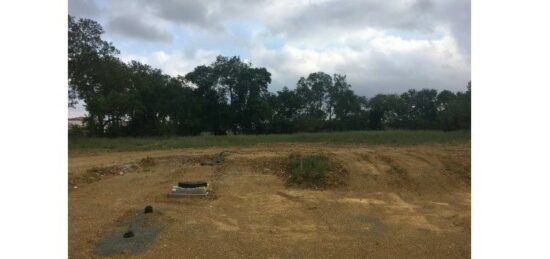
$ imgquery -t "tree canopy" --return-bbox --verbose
[68,16,471,137]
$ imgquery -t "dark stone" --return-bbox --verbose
[144,206,153,214]
[123,231,134,238]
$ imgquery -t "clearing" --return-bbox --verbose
[69,142,470,258]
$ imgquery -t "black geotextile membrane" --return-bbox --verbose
[93,210,164,256]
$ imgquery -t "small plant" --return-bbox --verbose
[287,153,330,186]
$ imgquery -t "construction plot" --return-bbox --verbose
[69,143,470,258]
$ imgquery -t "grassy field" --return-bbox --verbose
[69,130,470,152]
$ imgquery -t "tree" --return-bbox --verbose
[68,17,472,136]
[162,77,203,135]
[270,87,302,133]
[77,56,131,136]
[326,73,351,120]
[68,15,118,107]
[295,72,331,119]
[185,56,272,134]
[366,94,404,130]
[185,64,229,135]
[437,82,471,131]
[400,89,438,129]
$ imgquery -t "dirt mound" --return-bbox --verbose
[195,151,229,166]
[69,162,140,189]
[256,153,349,189]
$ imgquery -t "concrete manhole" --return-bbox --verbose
[169,181,209,197]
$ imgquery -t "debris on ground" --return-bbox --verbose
[139,157,156,167]
[214,151,227,164]
[69,162,141,189]
[120,163,139,171]
[198,151,228,166]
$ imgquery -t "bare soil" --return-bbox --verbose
[69,143,470,258]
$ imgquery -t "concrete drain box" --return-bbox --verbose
[169,181,209,197]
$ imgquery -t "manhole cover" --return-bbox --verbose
[169,181,209,197]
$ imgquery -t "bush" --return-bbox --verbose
[287,153,330,185]
[68,125,86,137]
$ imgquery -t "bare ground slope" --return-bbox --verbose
[69,143,470,258]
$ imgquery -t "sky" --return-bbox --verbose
[68,0,470,117]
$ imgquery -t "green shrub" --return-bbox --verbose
[68,125,86,137]
[287,153,330,185]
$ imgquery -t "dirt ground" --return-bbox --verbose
[69,143,470,258]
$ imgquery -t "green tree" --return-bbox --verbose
[400,89,438,129]
[437,82,471,131]
[326,73,351,120]
[68,17,472,136]
[186,56,272,134]
[68,15,118,107]
[184,64,230,135]
[270,87,302,133]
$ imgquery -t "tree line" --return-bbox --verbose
[69,16,470,137]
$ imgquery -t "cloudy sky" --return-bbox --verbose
[69,0,470,117]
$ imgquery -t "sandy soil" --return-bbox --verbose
[69,143,470,258]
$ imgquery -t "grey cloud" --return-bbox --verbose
[69,0,100,18]
[338,53,470,97]
[107,15,174,42]
[102,0,229,42]
[277,0,436,34]
[444,0,471,58]
[251,41,470,97]
[99,0,469,58]
[149,0,211,27]
[148,0,264,27]
[269,0,470,57]
[84,0,470,95]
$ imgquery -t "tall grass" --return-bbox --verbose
[69,130,470,152]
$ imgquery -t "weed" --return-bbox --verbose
[287,153,331,186]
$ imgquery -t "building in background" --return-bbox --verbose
[68,117,85,127]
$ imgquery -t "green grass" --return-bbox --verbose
[287,153,330,185]
[68,130,470,152]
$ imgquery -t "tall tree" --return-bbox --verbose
[186,56,271,134]
[326,73,351,120]
[68,17,472,136]
[270,87,302,133]
[437,82,471,131]
[400,89,438,129]
[68,15,118,107]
